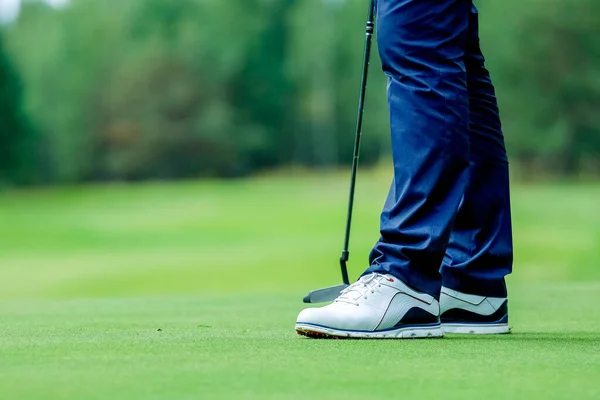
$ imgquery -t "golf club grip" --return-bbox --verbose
[339,0,376,286]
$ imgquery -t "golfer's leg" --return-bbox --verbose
[440,5,513,300]
[364,0,471,298]
[294,0,470,339]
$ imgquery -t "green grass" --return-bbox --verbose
[0,170,599,399]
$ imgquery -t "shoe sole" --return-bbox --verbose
[295,323,444,339]
[442,323,511,335]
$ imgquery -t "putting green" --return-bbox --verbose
[0,170,599,398]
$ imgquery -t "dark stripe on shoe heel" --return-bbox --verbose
[441,300,508,324]
[394,307,440,327]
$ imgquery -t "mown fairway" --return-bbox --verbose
[1,170,599,399]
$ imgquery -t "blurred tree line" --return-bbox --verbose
[0,0,599,185]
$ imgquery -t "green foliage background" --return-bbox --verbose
[1,0,599,184]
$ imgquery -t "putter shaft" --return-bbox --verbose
[339,0,376,286]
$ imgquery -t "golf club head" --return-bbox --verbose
[303,284,350,304]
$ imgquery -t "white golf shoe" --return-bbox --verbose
[295,273,443,339]
[440,287,510,334]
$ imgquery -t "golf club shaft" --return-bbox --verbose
[339,0,376,285]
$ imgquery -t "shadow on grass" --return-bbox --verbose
[293,331,600,343]
[445,331,600,343]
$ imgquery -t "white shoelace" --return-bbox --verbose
[335,273,386,306]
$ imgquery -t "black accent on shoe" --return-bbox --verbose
[441,300,508,324]
[394,307,440,327]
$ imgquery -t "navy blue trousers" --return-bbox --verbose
[364,0,513,298]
